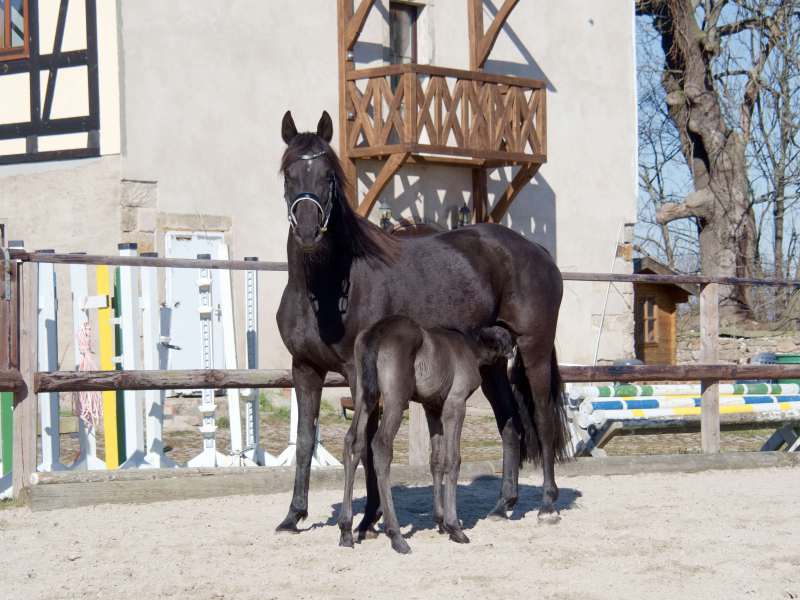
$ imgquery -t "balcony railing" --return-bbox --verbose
[344,64,546,165]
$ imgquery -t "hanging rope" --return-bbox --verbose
[75,319,103,431]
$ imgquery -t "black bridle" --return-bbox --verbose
[286,150,335,234]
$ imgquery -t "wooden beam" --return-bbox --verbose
[36,369,349,393]
[467,0,484,70]
[476,0,519,69]
[356,152,409,217]
[0,370,22,392]
[344,0,376,51]
[488,163,539,223]
[18,252,287,272]
[337,0,358,203]
[700,283,720,453]
[472,168,488,222]
[13,263,37,501]
[33,363,800,391]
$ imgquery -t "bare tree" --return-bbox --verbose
[636,0,797,323]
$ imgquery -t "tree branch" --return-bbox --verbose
[656,188,716,224]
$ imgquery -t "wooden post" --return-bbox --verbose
[13,262,37,500]
[700,282,720,453]
[337,0,358,204]
[408,402,430,466]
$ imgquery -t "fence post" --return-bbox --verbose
[700,282,720,453]
[13,261,37,500]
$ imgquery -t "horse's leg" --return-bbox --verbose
[342,364,381,541]
[355,407,382,541]
[442,395,469,544]
[424,406,445,532]
[371,396,410,554]
[517,339,560,522]
[276,360,324,533]
[479,360,520,519]
[338,401,365,548]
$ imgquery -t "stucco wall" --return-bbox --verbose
[1,1,637,371]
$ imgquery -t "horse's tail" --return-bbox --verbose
[355,316,423,414]
[510,348,570,464]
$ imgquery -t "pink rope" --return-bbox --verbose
[76,321,103,431]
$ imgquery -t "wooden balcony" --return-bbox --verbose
[344,64,546,167]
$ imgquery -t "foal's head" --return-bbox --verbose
[472,326,515,365]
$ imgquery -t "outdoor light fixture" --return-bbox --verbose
[457,203,472,228]
[379,200,393,231]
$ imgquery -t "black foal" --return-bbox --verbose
[338,315,513,554]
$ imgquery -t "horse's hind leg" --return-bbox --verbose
[355,408,382,541]
[442,395,469,544]
[424,407,445,532]
[339,402,369,547]
[517,340,560,522]
[372,393,412,554]
[479,360,520,519]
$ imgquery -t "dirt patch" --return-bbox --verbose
[1,467,798,599]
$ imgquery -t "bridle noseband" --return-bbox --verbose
[286,150,335,234]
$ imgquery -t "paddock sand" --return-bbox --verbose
[1,467,799,600]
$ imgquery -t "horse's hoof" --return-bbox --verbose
[357,525,380,541]
[390,535,412,555]
[437,522,446,535]
[447,529,470,544]
[537,508,561,524]
[487,504,511,521]
[339,531,354,548]
[275,520,301,534]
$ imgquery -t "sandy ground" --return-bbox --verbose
[1,467,799,600]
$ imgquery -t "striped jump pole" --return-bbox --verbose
[187,254,233,467]
[241,257,278,466]
[216,244,251,466]
[140,252,176,469]
[68,258,106,471]
[570,382,800,400]
[118,243,150,469]
[96,264,121,468]
[36,251,66,472]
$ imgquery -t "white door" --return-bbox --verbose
[164,232,227,382]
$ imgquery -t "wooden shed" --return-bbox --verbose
[633,257,697,365]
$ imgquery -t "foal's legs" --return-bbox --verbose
[338,402,371,547]
[372,396,411,554]
[424,407,445,532]
[479,360,520,519]
[355,408,382,540]
[441,395,469,543]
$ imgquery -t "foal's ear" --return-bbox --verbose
[282,111,298,144]
[317,111,334,143]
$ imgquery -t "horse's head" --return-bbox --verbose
[280,110,339,253]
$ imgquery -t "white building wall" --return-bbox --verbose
[1,0,637,370]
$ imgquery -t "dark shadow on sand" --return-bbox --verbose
[322,475,582,538]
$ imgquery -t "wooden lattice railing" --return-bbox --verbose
[345,64,546,165]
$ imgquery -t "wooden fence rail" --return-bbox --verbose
[5,251,800,501]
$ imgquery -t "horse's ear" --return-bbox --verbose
[282,111,298,144]
[316,111,333,143]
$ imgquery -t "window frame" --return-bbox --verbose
[642,296,657,344]
[389,1,419,65]
[0,0,29,61]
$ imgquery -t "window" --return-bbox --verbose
[643,296,657,343]
[389,2,418,89]
[0,0,28,61]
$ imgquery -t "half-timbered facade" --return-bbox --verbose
[0,1,638,368]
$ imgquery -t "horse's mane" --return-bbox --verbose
[281,133,399,265]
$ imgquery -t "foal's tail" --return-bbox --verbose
[510,348,570,465]
[356,316,423,414]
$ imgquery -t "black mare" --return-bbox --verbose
[275,110,569,537]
